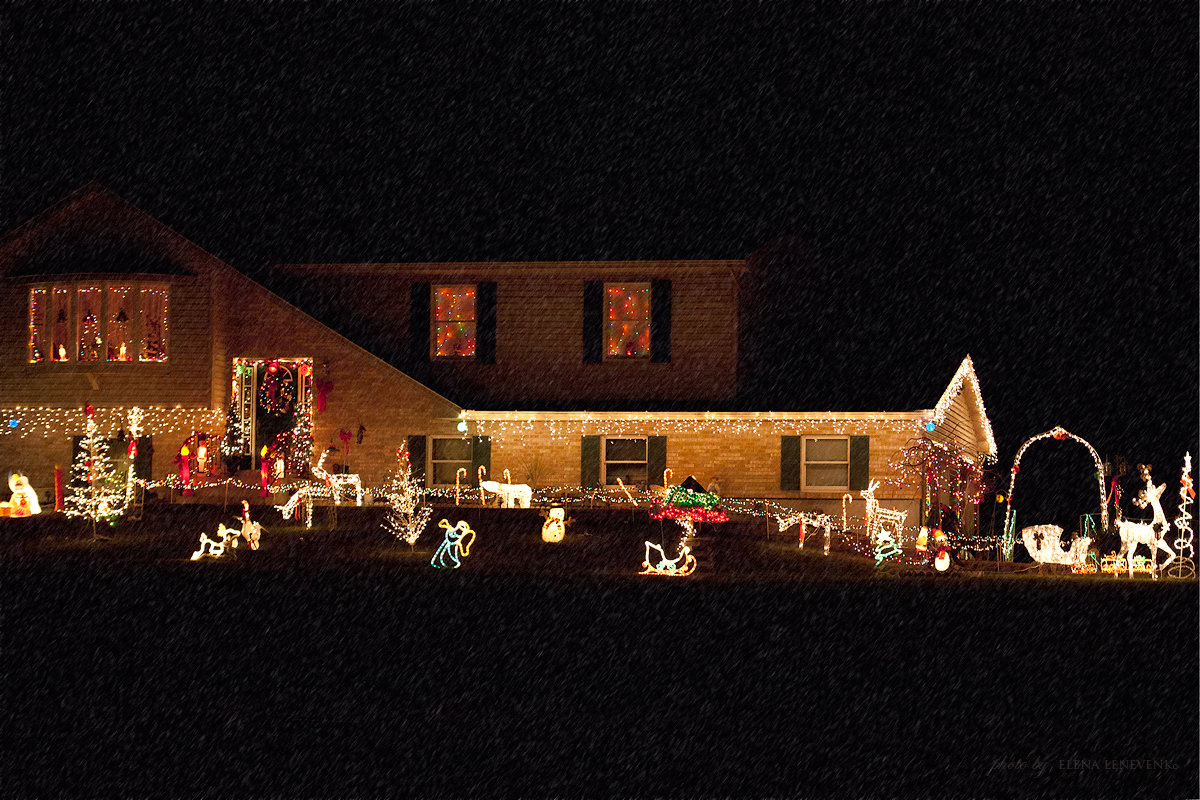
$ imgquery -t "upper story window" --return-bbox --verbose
[433,285,476,358]
[605,283,650,358]
[803,436,849,490]
[27,282,168,364]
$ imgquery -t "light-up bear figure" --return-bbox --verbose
[7,473,42,517]
[432,519,476,568]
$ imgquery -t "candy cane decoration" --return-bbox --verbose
[455,467,467,506]
[842,492,853,532]
[477,465,486,485]
[663,468,673,487]
[616,476,637,506]
[503,469,511,484]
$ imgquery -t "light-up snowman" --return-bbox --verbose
[541,506,566,543]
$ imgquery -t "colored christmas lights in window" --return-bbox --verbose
[28,288,45,363]
[51,287,70,361]
[106,286,133,361]
[433,285,476,357]
[605,284,650,357]
[139,287,168,361]
[76,287,102,362]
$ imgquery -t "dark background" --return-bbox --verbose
[1,5,1197,796]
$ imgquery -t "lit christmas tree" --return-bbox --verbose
[381,447,432,547]
[1168,452,1195,580]
[66,404,129,537]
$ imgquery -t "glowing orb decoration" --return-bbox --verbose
[7,418,17,428]
[432,519,476,568]
[456,420,468,433]
[541,506,567,543]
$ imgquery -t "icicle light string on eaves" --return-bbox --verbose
[457,411,927,442]
[2,405,224,440]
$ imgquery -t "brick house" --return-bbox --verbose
[0,184,994,530]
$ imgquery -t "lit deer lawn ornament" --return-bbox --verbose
[862,480,908,551]
[312,447,363,506]
[191,523,238,560]
[1115,464,1176,579]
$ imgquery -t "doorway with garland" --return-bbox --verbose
[221,358,314,478]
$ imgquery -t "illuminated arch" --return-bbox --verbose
[1001,426,1107,560]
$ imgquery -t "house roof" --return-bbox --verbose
[925,355,997,462]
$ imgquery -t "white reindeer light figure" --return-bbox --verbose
[275,485,313,529]
[312,447,363,506]
[1115,464,1176,579]
[479,479,532,508]
[861,480,908,550]
[191,523,238,560]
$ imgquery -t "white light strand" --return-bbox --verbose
[1166,453,1195,580]
[1,405,223,440]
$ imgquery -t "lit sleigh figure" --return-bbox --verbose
[642,480,727,577]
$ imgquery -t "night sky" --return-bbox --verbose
[4,2,1196,527]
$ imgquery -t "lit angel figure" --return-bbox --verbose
[431,519,476,568]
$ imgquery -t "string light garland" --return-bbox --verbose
[925,355,997,463]
[1,405,224,440]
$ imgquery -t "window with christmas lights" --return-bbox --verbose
[803,436,850,490]
[604,437,648,487]
[433,285,476,357]
[27,288,45,363]
[605,283,651,358]
[106,286,133,361]
[76,287,102,362]
[431,437,472,485]
[139,287,168,362]
[25,282,168,365]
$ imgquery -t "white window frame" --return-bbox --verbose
[802,435,850,491]
[602,436,648,488]
[430,436,473,486]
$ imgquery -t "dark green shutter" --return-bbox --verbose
[781,436,802,490]
[409,282,430,363]
[471,436,491,480]
[581,435,601,488]
[476,281,496,364]
[650,280,672,363]
[647,436,667,488]
[583,281,602,364]
[406,435,427,486]
[849,436,870,491]
[133,437,152,481]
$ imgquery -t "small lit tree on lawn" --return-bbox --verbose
[381,447,432,548]
[65,405,129,538]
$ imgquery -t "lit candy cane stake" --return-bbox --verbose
[842,493,853,532]
[455,467,467,506]
[616,476,638,506]
[503,469,511,484]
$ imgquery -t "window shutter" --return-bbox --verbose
[581,435,601,488]
[409,282,430,363]
[780,436,802,490]
[133,437,153,481]
[849,436,870,491]
[406,435,427,486]
[476,281,496,364]
[650,279,672,363]
[647,436,667,488]
[471,436,491,480]
[582,281,602,364]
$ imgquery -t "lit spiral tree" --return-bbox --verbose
[1167,453,1195,580]
[65,404,129,538]
[381,447,432,548]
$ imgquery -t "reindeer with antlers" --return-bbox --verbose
[862,479,908,551]
[1114,464,1176,579]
